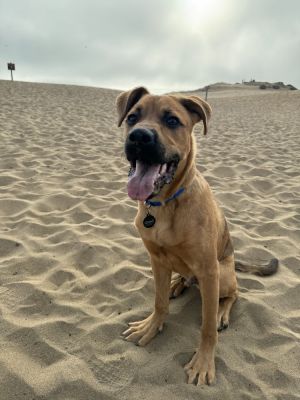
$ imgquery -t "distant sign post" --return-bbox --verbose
[7,63,15,81]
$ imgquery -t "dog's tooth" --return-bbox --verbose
[160,164,167,175]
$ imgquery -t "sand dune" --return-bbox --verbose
[0,80,299,399]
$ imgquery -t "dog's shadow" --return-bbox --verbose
[147,285,204,355]
[166,283,239,343]
[169,285,202,327]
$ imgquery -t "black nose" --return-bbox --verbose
[128,128,155,144]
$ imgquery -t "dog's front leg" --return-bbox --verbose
[185,270,219,385]
[122,253,171,346]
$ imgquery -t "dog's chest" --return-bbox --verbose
[136,214,184,247]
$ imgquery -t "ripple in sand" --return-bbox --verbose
[48,269,77,287]
[0,237,24,258]
[0,199,29,216]
[89,353,135,391]
[238,277,265,291]
[7,327,65,366]
[0,175,18,187]
[211,166,237,178]
[249,179,274,193]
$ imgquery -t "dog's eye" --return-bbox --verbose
[166,116,180,128]
[127,113,138,126]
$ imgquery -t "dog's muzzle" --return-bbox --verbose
[125,128,179,202]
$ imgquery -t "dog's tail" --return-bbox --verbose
[235,258,279,276]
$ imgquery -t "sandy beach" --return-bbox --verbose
[0,80,299,400]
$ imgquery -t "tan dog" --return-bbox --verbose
[116,87,278,385]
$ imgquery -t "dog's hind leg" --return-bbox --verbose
[218,255,238,331]
[217,292,238,331]
[169,273,197,299]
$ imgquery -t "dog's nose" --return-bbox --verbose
[128,128,155,144]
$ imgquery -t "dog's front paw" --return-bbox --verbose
[184,350,215,385]
[122,312,165,346]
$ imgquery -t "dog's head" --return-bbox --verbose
[116,87,212,201]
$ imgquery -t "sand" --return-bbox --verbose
[0,80,299,400]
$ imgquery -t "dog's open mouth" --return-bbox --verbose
[127,158,179,201]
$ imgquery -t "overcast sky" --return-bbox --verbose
[0,0,299,92]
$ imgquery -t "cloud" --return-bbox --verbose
[0,0,299,91]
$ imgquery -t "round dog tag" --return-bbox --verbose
[143,214,156,228]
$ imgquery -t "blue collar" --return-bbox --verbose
[144,187,185,207]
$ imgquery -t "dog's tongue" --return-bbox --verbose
[128,161,161,201]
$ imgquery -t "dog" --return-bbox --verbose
[116,87,278,385]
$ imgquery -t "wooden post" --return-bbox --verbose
[205,86,209,101]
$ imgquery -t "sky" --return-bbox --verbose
[0,0,299,92]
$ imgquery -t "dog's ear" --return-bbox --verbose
[116,87,149,127]
[179,95,212,135]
